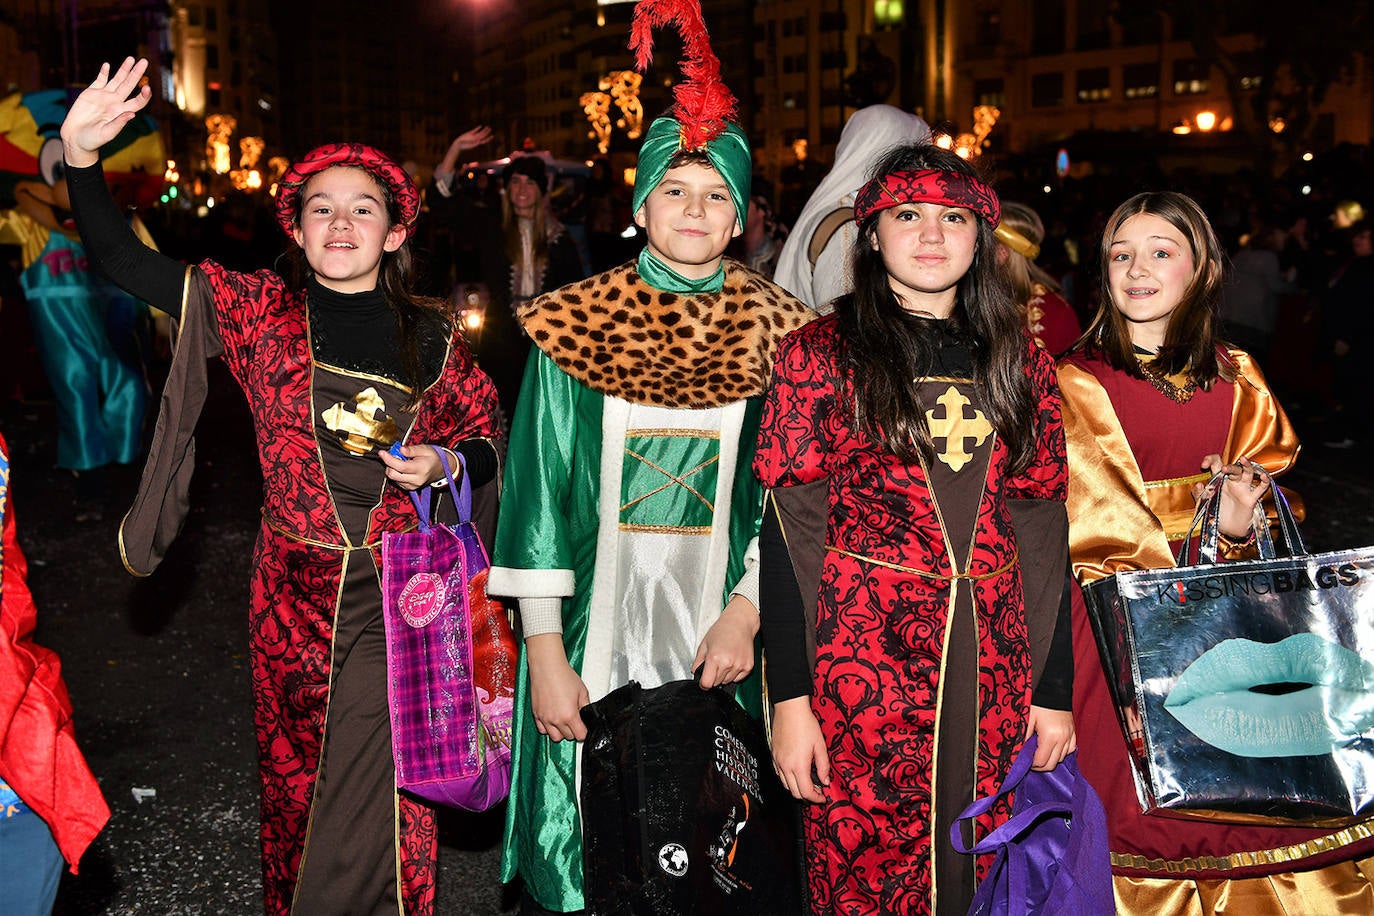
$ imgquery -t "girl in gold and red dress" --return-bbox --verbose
[1060,190,1374,913]
[755,142,1076,915]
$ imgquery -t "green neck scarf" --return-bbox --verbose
[638,247,724,294]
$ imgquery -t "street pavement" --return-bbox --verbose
[4,366,1372,915]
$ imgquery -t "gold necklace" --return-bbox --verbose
[1137,357,1197,404]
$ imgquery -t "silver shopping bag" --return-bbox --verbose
[1082,477,1374,826]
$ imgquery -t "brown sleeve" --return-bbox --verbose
[118,269,224,576]
[1007,497,1070,688]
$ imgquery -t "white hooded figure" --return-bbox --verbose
[773,104,931,314]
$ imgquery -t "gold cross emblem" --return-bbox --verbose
[321,387,400,456]
[924,385,992,472]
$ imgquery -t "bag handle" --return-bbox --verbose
[956,736,1038,851]
[405,447,472,532]
[1174,466,1306,566]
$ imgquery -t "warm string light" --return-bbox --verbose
[205,114,236,175]
[580,91,613,154]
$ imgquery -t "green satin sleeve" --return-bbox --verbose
[491,350,584,589]
[727,395,766,718]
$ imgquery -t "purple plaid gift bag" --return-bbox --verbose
[381,449,517,812]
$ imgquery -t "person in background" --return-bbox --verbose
[773,103,931,313]
[1218,222,1290,369]
[433,134,587,418]
[729,181,789,279]
[1318,219,1374,449]
[63,57,503,915]
[995,200,1081,355]
[0,429,110,916]
[1060,190,1374,912]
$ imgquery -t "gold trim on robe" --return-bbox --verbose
[1060,350,1300,583]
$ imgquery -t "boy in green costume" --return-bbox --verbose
[488,4,813,910]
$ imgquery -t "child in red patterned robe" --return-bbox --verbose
[61,58,503,915]
[755,143,1076,914]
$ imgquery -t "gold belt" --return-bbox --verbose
[261,511,405,551]
[826,545,1018,581]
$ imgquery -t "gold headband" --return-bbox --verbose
[994,223,1040,260]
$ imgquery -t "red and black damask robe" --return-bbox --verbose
[754,315,1068,915]
[119,264,501,915]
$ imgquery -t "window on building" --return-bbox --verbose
[1076,67,1110,103]
[206,44,219,70]
[205,6,217,30]
[1031,72,1064,107]
[1236,53,1262,91]
[975,10,1001,47]
[208,87,221,108]
[1031,0,1066,55]
[974,77,1005,107]
[1075,4,1109,50]
[1118,12,1162,45]
[1172,59,1209,96]
[1123,62,1159,99]
[187,5,201,27]
[874,0,904,28]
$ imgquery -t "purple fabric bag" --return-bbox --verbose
[380,449,517,812]
[950,735,1114,916]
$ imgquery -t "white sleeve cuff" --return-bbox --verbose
[727,536,760,613]
[433,170,455,197]
[518,596,565,637]
[488,566,575,598]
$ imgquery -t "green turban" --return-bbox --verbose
[631,115,752,230]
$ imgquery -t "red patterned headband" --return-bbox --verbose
[275,142,420,238]
[854,168,1001,226]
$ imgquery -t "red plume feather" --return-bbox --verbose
[629,0,738,150]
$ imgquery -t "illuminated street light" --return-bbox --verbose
[1195,110,1217,132]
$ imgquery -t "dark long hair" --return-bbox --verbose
[836,143,1037,473]
[283,165,453,410]
[1073,191,1233,388]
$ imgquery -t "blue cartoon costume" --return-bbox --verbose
[0,89,164,471]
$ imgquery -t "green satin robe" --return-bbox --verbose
[492,349,765,912]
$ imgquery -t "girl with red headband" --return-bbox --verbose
[60,58,502,915]
[755,142,1076,914]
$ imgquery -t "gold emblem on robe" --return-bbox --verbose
[925,385,993,472]
[322,387,400,455]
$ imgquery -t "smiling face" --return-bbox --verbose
[505,172,543,218]
[1106,212,1198,351]
[869,202,979,316]
[291,165,406,294]
[634,161,741,280]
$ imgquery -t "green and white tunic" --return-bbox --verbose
[490,259,812,911]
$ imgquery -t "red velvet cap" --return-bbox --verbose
[275,142,419,237]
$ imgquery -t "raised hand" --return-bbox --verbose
[61,57,153,168]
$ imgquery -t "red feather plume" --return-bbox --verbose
[629,0,738,150]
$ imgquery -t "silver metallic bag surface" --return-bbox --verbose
[1082,477,1374,826]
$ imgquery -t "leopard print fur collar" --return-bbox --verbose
[517,259,814,408]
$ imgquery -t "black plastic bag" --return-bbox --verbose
[580,678,805,915]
